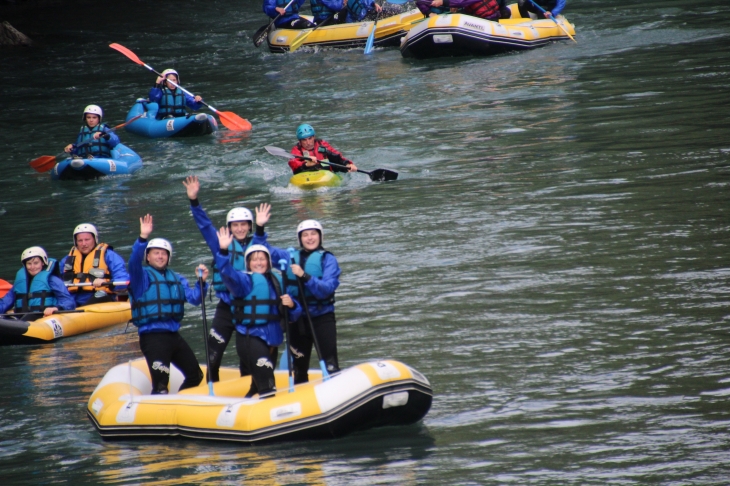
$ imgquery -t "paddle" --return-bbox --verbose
[0,309,84,318]
[289,15,333,53]
[198,269,214,396]
[65,280,130,288]
[264,145,399,182]
[0,279,11,299]
[109,43,252,131]
[253,0,297,47]
[29,114,145,173]
[364,4,381,55]
[527,0,576,43]
[276,259,295,393]
[287,248,330,381]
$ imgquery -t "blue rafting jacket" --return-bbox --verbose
[310,0,344,22]
[148,86,203,119]
[346,0,375,22]
[215,250,301,347]
[73,124,120,158]
[263,0,307,27]
[127,238,207,334]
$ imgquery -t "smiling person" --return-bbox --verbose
[60,223,129,307]
[288,124,358,175]
[127,214,208,395]
[252,210,342,384]
[148,69,203,120]
[214,228,301,398]
[63,105,120,159]
[0,247,75,319]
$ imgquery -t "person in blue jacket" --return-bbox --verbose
[63,105,120,159]
[252,208,341,384]
[128,214,208,395]
[263,0,315,29]
[310,0,346,25]
[148,69,203,120]
[517,0,565,19]
[345,0,382,23]
[215,228,301,398]
[60,223,129,307]
[183,175,265,383]
[0,246,75,319]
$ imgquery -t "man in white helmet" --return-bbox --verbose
[182,175,270,382]
[149,68,203,120]
[63,105,121,159]
[127,214,209,395]
[253,208,342,384]
[0,246,75,318]
[60,223,129,307]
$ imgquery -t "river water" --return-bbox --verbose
[1,0,730,483]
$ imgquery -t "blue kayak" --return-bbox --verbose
[51,143,142,181]
[124,99,217,138]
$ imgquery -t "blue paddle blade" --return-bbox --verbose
[364,27,375,54]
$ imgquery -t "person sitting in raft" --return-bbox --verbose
[310,0,346,25]
[517,0,565,19]
[148,69,203,120]
[263,0,315,29]
[63,105,120,159]
[215,230,301,398]
[344,0,382,23]
[416,0,503,19]
[252,208,342,383]
[60,223,129,307]
[183,175,265,383]
[128,214,208,395]
[288,124,358,175]
[0,247,75,319]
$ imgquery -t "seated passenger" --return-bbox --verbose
[344,0,382,23]
[288,124,358,175]
[63,105,120,159]
[148,69,203,120]
[263,0,316,29]
[310,0,345,25]
[0,247,75,319]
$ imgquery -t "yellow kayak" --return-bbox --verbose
[289,170,343,190]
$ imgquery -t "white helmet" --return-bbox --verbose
[244,244,271,270]
[82,104,103,122]
[160,68,179,84]
[147,238,173,263]
[226,207,254,226]
[21,246,48,266]
[73,223,98,244]
[297,219,324,246]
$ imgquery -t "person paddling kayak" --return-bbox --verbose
[63,105,120,159]
[149,69,203,120]
[288,124,358,175]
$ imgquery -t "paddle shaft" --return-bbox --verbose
[527,0,576,42]
[65,280,129,287]
[0,309,84,317]
[290,14,333,52]
[198,272,214,396]
[364,2,382,54]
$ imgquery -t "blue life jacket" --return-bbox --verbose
[75,125,112,158]
[311,0,336,20]
[212,238,251,293]
[230,272,284,327]
[286,249,335,309]
[347,0,369,21]
[13,259,59,312]
[157,87,187,118]
[130,267,185,328]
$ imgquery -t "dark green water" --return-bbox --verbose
[1,0,730,483]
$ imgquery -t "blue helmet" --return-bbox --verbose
[296,124,316,140]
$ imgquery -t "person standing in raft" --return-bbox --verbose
[215,229,301,398]
[263,0,315,29]
[517,0,564,19]
[128,214,207,395]
[0,247,75,319]
[63,105,120,159]
[183,175,265,383]
[253,209,342,383]
[148,69,203,120]
[288,124,358,175]
[60,223,129,307]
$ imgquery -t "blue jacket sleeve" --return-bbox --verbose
[185,92,203,111]
[128,238,150,300]
[178,274,207,306]
[148,87,162,103]
[190,203,221,257]
[321,0,344,12]
[105,249,129,291]
[303,252,340,300]
[0,290,14,314]
[50,276,76,310]
[215,251,253,297]
[288,296,302,322]
[101,126,121,149]
[551,0,566,16]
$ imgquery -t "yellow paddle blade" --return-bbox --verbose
[289,29,313,52]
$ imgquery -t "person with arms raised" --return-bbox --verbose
[128,214,208,395]
[64,105,120,159]
[149,69,203,120]
[0,247,75,319]
[60,223,129,307]
[288,124,358,175]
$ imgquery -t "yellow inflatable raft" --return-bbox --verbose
[268,9,424,52]
[87,358,432,443]
[400,9,576,58]
[290,170,343,189]
[0,301,132,345]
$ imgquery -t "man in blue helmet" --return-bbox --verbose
[288,124,358,175]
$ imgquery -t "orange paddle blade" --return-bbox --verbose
[218,111,252,131]
[0,278,10,298]
[29,155,58,173]
[109,43,143,65]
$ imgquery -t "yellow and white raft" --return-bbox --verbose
[289,170,343,190]
[87,358,432,443]
[0,301,132,345]
[268,9,424,52]
[400,9,576,58]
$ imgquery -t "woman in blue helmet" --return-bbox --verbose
[288,124,358,175]
[63,105,120,159]
[148,69,204,120]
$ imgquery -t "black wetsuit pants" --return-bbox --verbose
[235,331,278,397]
[139,331,203,394]
[289,311,340,384]
[205,300,237,382]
